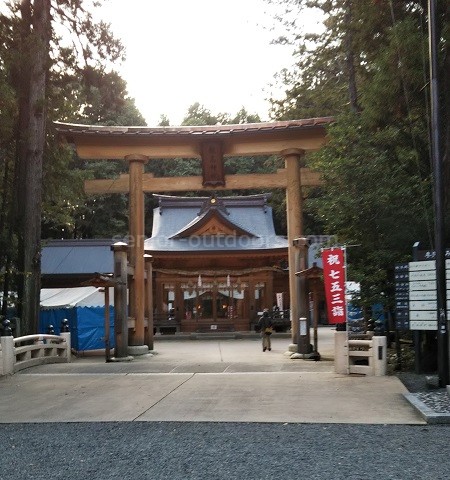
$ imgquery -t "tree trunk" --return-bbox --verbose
[443,2,450,210]
[344,0,360,113]
[0,149,10,314]
[16,0,51,335]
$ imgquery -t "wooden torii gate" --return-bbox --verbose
[55,118,332,356]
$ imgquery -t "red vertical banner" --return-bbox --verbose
[322,248,346,324]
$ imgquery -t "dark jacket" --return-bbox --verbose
[258,312,273,332]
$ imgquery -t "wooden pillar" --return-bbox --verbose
[212,283,218,321]
[248,278,256,327]
[111,242,129,358]
[126,154,148,349]
[155,279,163,316]
[282,148,305,346]
[266,272,274,311]
[104,287,110,362]
[175,282,184,323]
[312,280,320,353]
[144,254,154,350]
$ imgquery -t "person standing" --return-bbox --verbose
[258,309,273,352]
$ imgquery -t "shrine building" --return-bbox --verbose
[146,193,289,332]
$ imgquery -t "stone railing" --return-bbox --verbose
[1,333,71,375]
[334,331,387,376]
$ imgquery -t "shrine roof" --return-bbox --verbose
[42,239,114,276]
[54,117,333,139]
[40,239,115,287]
[145,194,288,253]
[54,118,333,159]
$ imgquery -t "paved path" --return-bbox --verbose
[0,331,424,424]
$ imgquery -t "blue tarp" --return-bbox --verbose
[39,306,115,351]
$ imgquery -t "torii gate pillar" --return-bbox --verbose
[282,148,309,349]
[126,154,149,355]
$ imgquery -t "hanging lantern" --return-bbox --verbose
[197,274,202,287]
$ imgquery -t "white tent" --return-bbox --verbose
[40,287,114,308]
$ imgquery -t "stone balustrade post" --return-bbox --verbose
[60,332,71,362]
[111,242,129,358]
[1,336,15,375]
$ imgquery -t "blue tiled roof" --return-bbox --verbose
[41,239,114,275]
[41,195,288,278]
[145,235,288,252]
[145,195,288,252]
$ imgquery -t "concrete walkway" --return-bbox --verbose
[0,329,424,424]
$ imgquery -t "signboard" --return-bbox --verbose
[408,261,437,330]
[410,290,436,301]
[409,270,437,281]
[201,141,225,187]
[414,249,450,261]
[395,256,450,331]
[409,300,437,310]
[321,247,346,324]
[410,310,438,321]
[394,263,409,329]
[347,303,364,334]
[409,260,436,271]
[409,280,437,290]
[410,320,438,330]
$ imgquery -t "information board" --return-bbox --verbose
[408,261,437,330]
[394,259,449,331]
[394,263,409,330]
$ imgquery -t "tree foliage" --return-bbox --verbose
[146,103,264,182]
[0,0,145,331]
[268,0,449,306]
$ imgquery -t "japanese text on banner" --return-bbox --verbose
[322,248,346,324]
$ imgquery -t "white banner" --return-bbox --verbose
[276,292,283,311]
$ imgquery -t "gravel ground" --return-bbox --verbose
[395,372,438,393]
[396,372,450,415]
[1,422,450,480]
[414,391,450,414]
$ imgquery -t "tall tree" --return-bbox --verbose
[0,0,131,333]
[268,0,449,307]
[15,0,51,335]
[0,16,18,318]
[45,68,147,240]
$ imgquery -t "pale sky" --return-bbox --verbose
[98,0,321,126]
